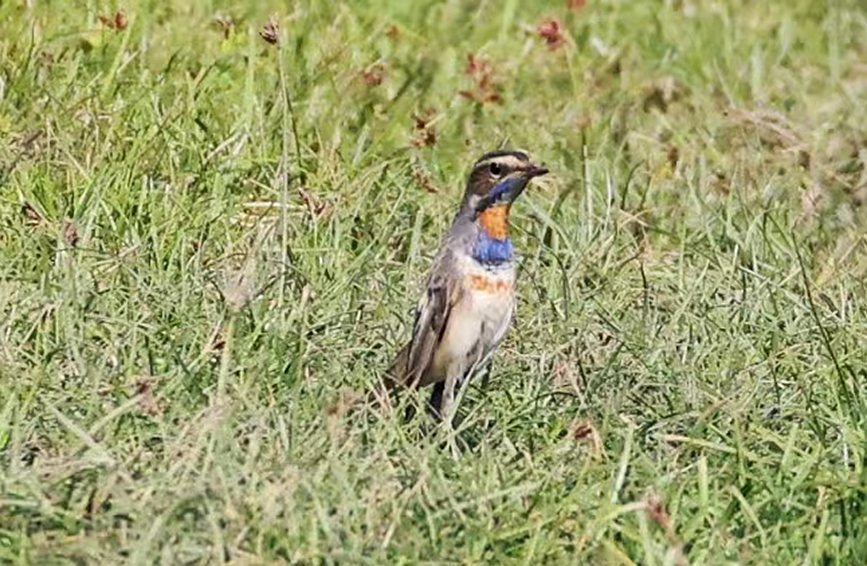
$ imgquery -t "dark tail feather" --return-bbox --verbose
[384,343,410,391]
[368,343,410,409]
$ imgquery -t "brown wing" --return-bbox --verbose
[387,256,460,390]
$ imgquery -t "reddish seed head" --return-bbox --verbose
[361,64,385,86]
[62,219,79,247]
[114,10,128,30]
[537,19,565,50]
[573,423,593,440]
[460,54,502,105]
[98,10,128,31]
[260,15,280,45]
[411,109,437,147]
[465,53,490,77]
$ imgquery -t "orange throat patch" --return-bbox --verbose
[478,205,510,239]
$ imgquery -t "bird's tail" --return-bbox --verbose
[367,343,410,409]
[384,342,410,389]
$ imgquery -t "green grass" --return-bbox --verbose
[1,0,866,563]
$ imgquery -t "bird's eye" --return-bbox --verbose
[489,163,503,176]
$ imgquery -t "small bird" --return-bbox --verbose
[385,150,548,422]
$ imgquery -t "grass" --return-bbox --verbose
[1,0,866,563]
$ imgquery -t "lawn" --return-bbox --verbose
[1,0,866,563]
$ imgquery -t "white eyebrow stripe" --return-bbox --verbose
[473,154,528,172]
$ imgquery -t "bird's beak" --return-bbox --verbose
[525,164,549,178]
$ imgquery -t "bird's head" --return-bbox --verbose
[461,150,548,214]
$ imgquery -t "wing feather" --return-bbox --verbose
[387,253,460,389]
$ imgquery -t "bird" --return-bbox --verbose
[384,150,548,423]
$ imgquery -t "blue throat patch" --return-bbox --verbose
[473,231,513,265]
[489,177,523,202]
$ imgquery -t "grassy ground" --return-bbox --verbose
[1,0,866,563]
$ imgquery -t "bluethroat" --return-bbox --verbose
[385,150,548,422]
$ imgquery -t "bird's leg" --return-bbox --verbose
[437,368,464,456]
[440,375,456,426]
[479,360,493,393]
[439,367,461,427]
[450,348,490,415]
[428,382,445,420]
[430,375,472,421]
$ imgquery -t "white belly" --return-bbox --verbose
[428,261,515,383]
